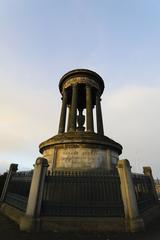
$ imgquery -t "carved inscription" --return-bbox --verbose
[56,147,107,169]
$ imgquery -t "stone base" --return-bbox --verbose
[1,203,160,233]
[1,203,125,232]
[20,215,40,232]
[40,216,125,232]
[142,204,160,226]
[0,203,24,225]
[125,217,145,232]
[39,132,122,172]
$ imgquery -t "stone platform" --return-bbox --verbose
[39,132,122,172]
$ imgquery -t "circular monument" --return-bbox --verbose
[39,69,122,172]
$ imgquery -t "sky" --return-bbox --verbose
[0,0,160,177]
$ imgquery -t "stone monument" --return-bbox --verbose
[1,69,158,233]
[39,69,122,172]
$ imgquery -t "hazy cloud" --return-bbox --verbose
[103,86,160,177]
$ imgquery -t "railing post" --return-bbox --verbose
[0,163,18,202]
[117,159,144,232]
[143,166,159,203]
[20,157,48,232]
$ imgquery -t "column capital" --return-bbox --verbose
[71,83,78,88]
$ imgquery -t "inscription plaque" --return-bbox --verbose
[55,147,107,169]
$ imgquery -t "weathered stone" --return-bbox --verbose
[55,145,107,169]
[39,69,122,171]
[117,159,145,232]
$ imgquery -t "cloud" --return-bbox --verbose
[102,86,160,177]
[0,78,60,173]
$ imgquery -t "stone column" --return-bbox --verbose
[0,163,18,202]
[86,85,94,132]
[20,157,48,232]
[96,91,104,135]
[117,159,144,232]
[69,84,78,132]
[58,88,67,133]
[67,105,71,132]
[143,166,159,203]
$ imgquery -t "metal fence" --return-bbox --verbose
[0,173,7,196]
[41,170,124,217]
[5,171,33,211]
[132,173,156,212]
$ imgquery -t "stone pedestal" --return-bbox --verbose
[117,159,145,232]
[20,157,48,232]
[143,166,159,203]
[39,132,122,172]
[39,69,122,172]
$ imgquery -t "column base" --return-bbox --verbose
[20,215,41,232]
[68,128,76,132]
[125,217,145,232]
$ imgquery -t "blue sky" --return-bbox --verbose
[0,0,160,177]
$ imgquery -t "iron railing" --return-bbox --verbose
[41,170,124,217]
[132,173,156,212]
[5,170,33,211]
